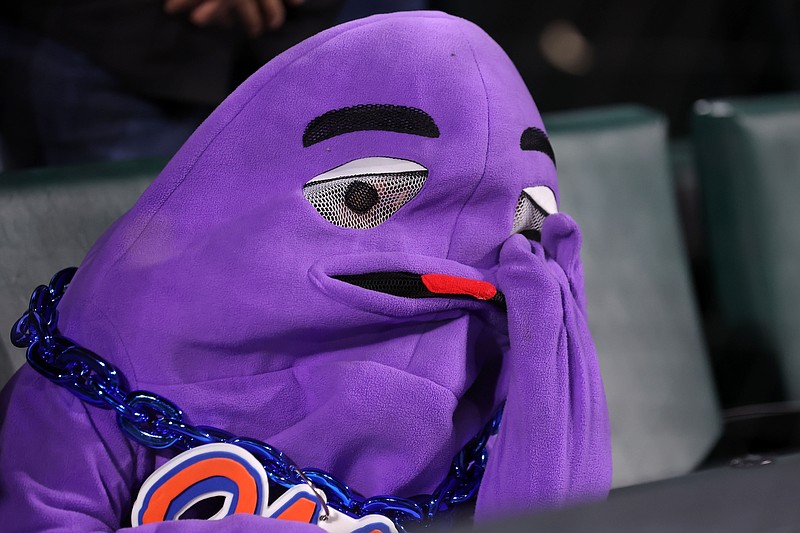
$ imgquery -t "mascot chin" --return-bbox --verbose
[0,11,611,532]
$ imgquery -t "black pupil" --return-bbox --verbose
[344,180,380,213]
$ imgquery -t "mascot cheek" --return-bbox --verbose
[131,443,397,533]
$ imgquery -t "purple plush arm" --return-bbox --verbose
[475,213,612,520]
[0,367,322,532]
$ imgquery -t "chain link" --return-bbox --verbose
[12,268,502,528]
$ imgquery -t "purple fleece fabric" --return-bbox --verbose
[0,11,611,531]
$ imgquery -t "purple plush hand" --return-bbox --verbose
[475,213,612,520]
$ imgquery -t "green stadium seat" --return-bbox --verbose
[546,106,720,487]
[0,159,163,384]
[0,106,723,490]
[692,94,800,404]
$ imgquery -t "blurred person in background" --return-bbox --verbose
[0,0,424,171]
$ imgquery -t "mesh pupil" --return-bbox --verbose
[303,170,427,229]
[344,181,380,213]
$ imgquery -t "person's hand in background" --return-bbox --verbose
[164,0,305,37]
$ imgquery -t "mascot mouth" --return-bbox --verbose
[332,271,506,309]
[309,253,507,317]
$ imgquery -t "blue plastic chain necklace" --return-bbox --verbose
[11,268,503,531]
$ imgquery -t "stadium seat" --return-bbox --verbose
[546,105,720,487]
[0,105,723,490]
[692,94,800,406]
[0,159,163,384]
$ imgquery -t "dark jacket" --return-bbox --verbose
[2,0,344,104]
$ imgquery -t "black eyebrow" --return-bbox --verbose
[520,127,556,166]
[303,104,440,147]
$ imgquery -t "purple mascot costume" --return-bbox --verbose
[0,11,611,532]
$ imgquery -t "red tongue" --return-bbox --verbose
[420,273,498,301]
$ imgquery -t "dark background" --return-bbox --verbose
[432,0,800,135]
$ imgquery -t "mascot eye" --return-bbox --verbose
[303,157,427,229]
[512,186,558,236]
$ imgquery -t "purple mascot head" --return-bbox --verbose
[1,11,611,531]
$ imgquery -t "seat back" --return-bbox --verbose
[1,109,723,488]
[546,106,720,487]
[0,159,162,384]
[692,94,800,401]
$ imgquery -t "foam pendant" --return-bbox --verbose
[131,443,269,525]
[265,485,396,533]
[131,443,397,533]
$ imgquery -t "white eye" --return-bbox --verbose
[303,157,427,229]
[512,185,557,235]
